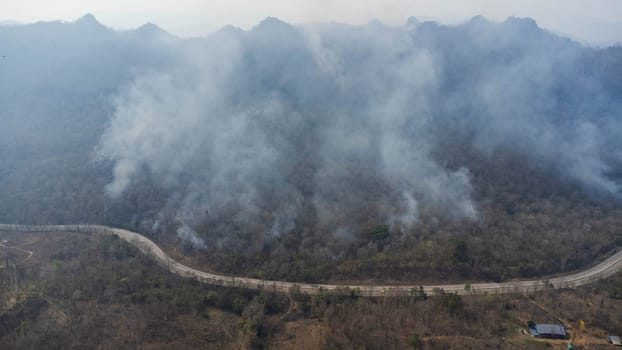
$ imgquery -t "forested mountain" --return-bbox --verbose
[1,14,621,282]
[0,14,178,224]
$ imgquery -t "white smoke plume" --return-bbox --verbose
[96,17,622,245]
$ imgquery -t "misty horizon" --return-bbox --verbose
[1,12,621,47]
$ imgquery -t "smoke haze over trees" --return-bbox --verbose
[95,16,622,243]
[1,14,622,281]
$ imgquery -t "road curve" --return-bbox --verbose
[1,224,621,296]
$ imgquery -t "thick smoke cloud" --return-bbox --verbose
[441,17,622,196]
[96,17,622,245]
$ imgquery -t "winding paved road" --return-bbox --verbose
[1,224,621,296]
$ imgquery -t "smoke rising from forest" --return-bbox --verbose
[96,16,622,244]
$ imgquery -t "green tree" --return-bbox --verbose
[408,333,422,349]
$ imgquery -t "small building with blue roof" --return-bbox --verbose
[527,321,568,339]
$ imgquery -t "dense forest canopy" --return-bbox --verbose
[1,14,621,282]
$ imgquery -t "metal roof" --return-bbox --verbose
[534,324,566,336]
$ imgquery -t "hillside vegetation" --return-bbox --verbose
[0,15,621,283]
[3,231,622,349]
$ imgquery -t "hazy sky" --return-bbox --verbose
[2,0,622,44]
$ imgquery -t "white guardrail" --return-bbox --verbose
[1,224,621,296]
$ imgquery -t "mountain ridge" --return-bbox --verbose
[0,13,620,285]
